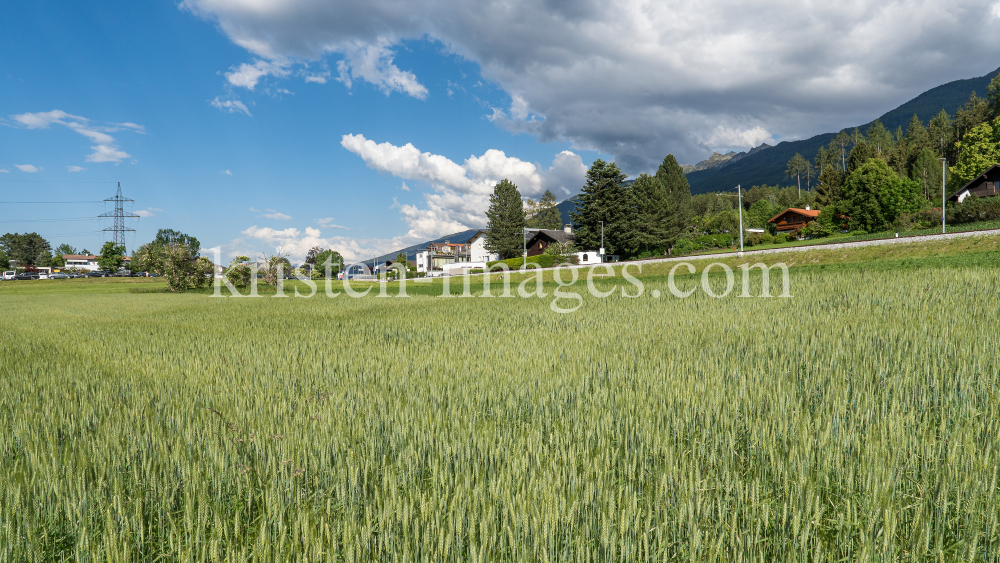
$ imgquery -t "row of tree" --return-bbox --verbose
[0,233,95,269]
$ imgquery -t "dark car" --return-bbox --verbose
[85,271,107,278]
[14,273,39,280]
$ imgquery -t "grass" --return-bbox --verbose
[1,236,999,561]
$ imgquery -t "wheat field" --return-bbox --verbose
[1,261,998,561]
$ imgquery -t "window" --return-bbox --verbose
[583,253,589,261]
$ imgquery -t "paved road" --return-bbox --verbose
[635,228,1000,266]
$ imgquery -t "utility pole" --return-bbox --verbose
[939,158,947,234]
[737,185,744,254]
[99,182,139,248]
[599,220,604,258]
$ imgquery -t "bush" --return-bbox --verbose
[672,239,695,256]
[948,195,1000,224]
[894,209,941,231]
[693,234,734,249]
[744,233,764,247]
[761,233,775,245]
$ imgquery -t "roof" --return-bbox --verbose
[948,163,1000,200]
[527,229,574,245]
[465,230,486,244]
[63,254,99,260]
[767,208,821,223]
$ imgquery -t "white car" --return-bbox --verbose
[1,271,15,280]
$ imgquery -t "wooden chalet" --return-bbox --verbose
[948,164,1000,202]
[768,208,821,233]
[525,229,573,257]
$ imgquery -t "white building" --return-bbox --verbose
[62,254,100,270]
[466,231,500,263]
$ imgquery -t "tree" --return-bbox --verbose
[54,243,77,257]
[0,249,8,270]
[631,173,669,254]
[911,148,944,200]
[746,199,778,229]
[97,241,126,273]
[988,74,1000,121]
[949,117,1000,190]
[484,179,526,260]
[865,120,893,157]
[571,160,637,256]
[785,153,808,198]
[0,232,52,266]
[304,246,324,267]
[153,229,201,258]
[655,154,692,247]
[928,110,954,158]
[225,255,252,288]
[526,189,562,230]
[132,241,212,291]
[955,91,990,144]
[841,158,923,232]
[816,165,843,206]
[847,140,876,174]
[312,249,344,278]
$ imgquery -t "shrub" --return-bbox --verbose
[948,195,1000,224]
[672,238,695,256]
[761,233,775,245]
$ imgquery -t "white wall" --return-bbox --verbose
[576,251,602,265]
[469,236,498,263]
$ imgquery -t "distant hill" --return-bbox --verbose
[365,228,479,266]
[685,67,1000,194]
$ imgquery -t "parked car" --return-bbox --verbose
[2,271,15,280]
[85,271,107,278]
[14,273,39,280]
[49,273,70,279]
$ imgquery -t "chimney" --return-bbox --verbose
[805,205,810,211]
[563,224,572,234]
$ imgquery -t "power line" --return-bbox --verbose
[0,180,118,184]
[0,200,103,204]
[0,217,100,223]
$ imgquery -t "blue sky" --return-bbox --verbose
[0,0,601,261]
[4,0,1000,261]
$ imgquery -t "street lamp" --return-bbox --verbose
[599,221,604,258]
[939,158,947,234]
[716,185,745,254]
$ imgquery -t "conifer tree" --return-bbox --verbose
[570,160,637,257]
[526,189,562,230]
[655,154,692,246]
[816,165,843,207]
[484,179,526,259]
[632,174,668,254]
[847,140,877,173]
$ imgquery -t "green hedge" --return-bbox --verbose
[486,255,557,270]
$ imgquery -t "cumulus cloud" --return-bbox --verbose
[182,0,1000,169]
[342,134,586,242]
[0,169,8,173]
[10,110,137,164]
[317,217,350,229]
[67,165,86,172]
[263,211,292,220]
[210,96,252,116]
[14,164,39,173]
[222,169,233,175]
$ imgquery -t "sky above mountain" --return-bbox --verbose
[3,0,1000,261]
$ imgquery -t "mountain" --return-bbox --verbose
[685,67,1000,194]
[680,144,772,174]
[365,228,479,266]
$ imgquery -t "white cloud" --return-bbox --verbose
[342,134,586,242]
[226,59,291,90]
[318,217,350,229]
[0,169,8,173]
[67,165,86,172]
[14,164,39,173]
[182,0,1000,168]
[249,207,260,212]
[336,41,428,99]
[86,145,130,163]
[399,181,410,191]
[222,169,233,175]
[135,207,162,217]
[10,110,137,164]
[210,97,252,116]
[263,212,292,220]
